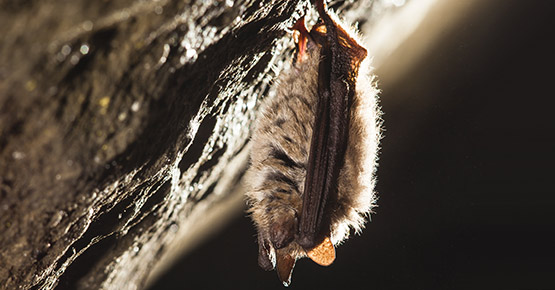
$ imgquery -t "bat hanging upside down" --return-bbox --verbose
[245,0,381,286]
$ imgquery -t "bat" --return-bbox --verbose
[245,0,381,286]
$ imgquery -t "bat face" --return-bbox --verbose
[245,0,381,286]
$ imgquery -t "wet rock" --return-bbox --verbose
[0,0,382,289]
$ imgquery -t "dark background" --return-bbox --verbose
[151,2,554,289]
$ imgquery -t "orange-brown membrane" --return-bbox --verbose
[306,236,335,266]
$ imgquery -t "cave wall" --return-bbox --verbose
[0,1,382,289]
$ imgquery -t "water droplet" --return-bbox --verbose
[12,151,25,160]
[154,6,163,15]
[80,44,90,55]
[159,44,170,64]
[180,38,189,49]
[82,20,94,31]
[131,101,140,112]
[70,55,80,65]
[61,45,71,56]
[185,48,197,60]
[56,53,66,62]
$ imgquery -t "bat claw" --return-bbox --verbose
[292,17,309,64]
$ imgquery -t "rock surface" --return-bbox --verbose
[0,0,388,289]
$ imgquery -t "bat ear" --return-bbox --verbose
[276,252,296,287]
[306,236,336,266]
[258,235,275,271]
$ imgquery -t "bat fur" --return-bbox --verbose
[245,2,381,285]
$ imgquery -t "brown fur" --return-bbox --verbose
[245,8,381,283]
[245,50,320,262]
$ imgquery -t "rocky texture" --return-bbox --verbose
[0,0,302,288]
[0,0,391,289]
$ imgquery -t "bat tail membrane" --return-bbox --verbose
[306,236,336,266]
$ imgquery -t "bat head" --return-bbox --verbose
[255,201,335,286]
[257,227,335,287]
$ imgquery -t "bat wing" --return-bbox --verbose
[298,0,367,250]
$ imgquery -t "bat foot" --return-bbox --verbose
[292,17,309,64]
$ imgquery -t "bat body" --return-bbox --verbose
[245,0,381,286]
